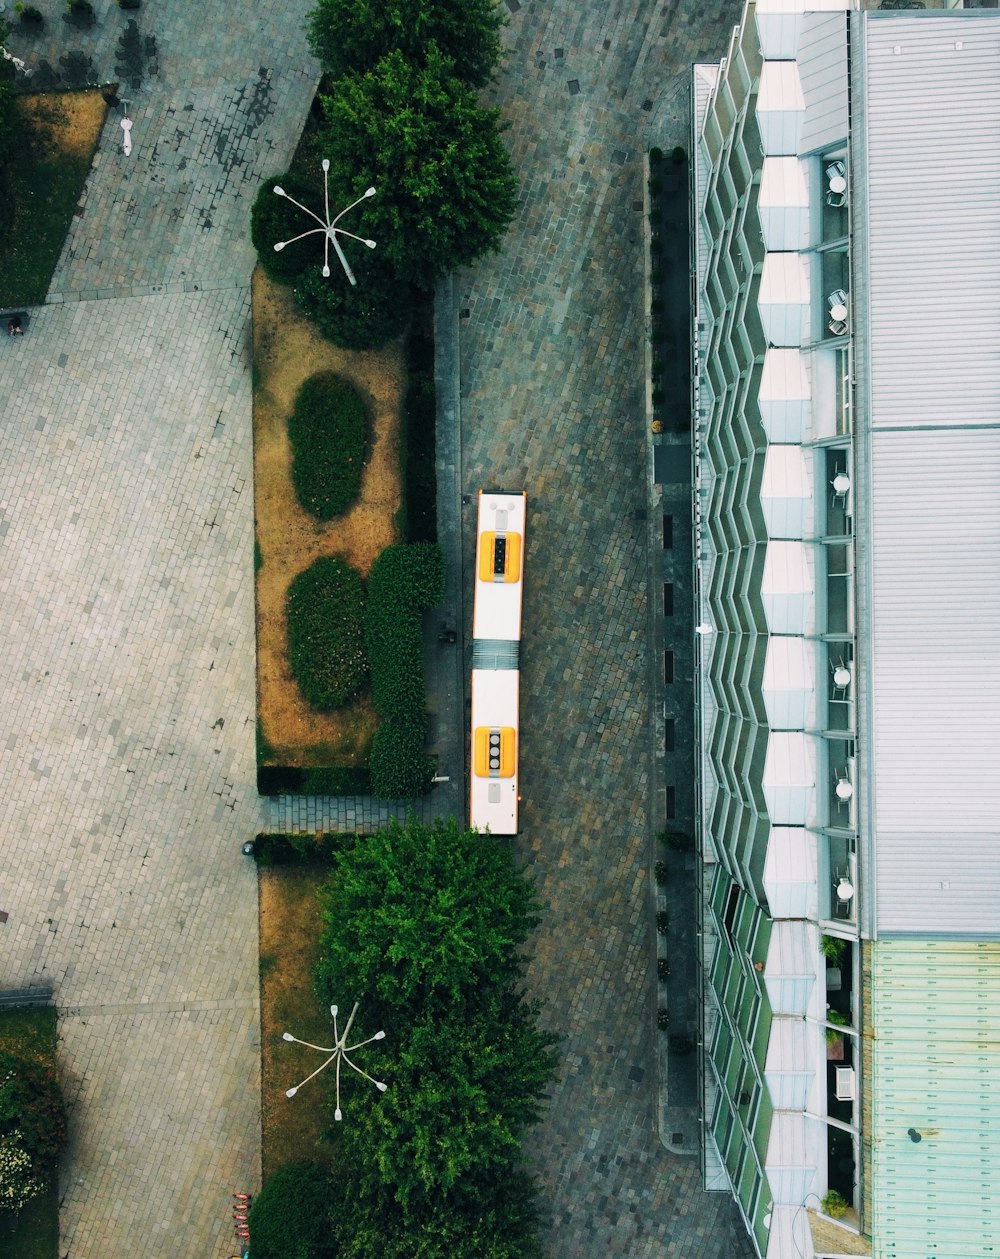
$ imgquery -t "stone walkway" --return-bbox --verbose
[0,3,317,1256]
[456,1,753,1255]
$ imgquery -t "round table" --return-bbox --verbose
[835,779,854,802]
[830,303,848,323]
[829,174,847,195]
[833,666,852,689]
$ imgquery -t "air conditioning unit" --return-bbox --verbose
[835,1066,856,1102]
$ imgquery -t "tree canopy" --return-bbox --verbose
[308,816,555,1257]
[317,47,518,286]
[307,0,505,89]
[314,816,539,1017]
[0,1049,67,1211]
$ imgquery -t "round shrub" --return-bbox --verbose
[0,1050,67,1209]
[295,252,411,351]
[289,372,369,520]
[251,172,327,283]
[286,556,368,709]
[247,1161,335,1259]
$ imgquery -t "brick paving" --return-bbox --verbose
[457,1,753,1254]
[0,4,318,1256]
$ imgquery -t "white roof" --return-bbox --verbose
[762,636,815,729]
[759,348,811,443]
[764,919,819,1014]
[857,13,1000,937]
[472,491,525,642]
[761,540,814,635]
[759,252,810,347]
[760,444,811,541]
[759,157,810,251]
[764,827,818,919]
[469,668,519,836]
[798,10,850,155]
[763,732,816,826]
[757,61,805,155]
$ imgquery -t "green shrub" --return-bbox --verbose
[654,860,668,885]
[288,372,369,520]
[657,1008,669,1030]
[250,831,360,867]
[369,717,433,798]
[365,542,444,723]
[247,1161,335,1259]
[294,252,412,351]
[0,1050,66,1209]
[821,1189,849,1219]
[286,556,368,709]
[821,934,846,963]
[649,146,663,163]
[657,957,669,981]
[656,910,669,936]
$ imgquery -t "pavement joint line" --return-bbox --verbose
[60,1000,261,1017]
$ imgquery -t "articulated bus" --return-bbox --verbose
[469,490,526,836]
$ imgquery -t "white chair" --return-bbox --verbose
[825,160,846,182]
[828,289,848,309]
[829,318,848,337]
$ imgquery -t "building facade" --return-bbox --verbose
[691,3,1000,1256]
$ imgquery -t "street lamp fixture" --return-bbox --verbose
[272,161,376,285]
[282,1002,387,1120]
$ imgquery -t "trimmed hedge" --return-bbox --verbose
[0,1049,67,1210]
[400,303,437,543]
[365,542,445,796]
[286,556,368,709]
[289,373,369,520]
[251,830,359,867]
[256,765,372,798]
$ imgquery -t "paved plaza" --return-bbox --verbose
[1,3,317,1255]
[0,0,753,1256]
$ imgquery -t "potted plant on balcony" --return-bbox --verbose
[825,1008,849,1060]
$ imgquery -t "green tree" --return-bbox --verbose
[314,816,539,1017]
[317,47,518,286]
[247,1161,335,1259]
[349,995,556,1204]
[307,0,504,89]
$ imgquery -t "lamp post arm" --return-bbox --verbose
[332,189,375,228]
[284,1034,337,1053]
[276,191,328,230]
[334,228,377,250]
[289,1051,339,1095]
[342,1053,387,1091]
[274,226,327,250]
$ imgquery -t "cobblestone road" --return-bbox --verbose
[458,2,753,1254]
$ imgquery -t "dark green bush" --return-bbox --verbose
[289,372,369,520]
[251,830,360,866]
[649,146,663,163]
[657,1008,669,1030]
[365,542,444,722]
[657,957,669,981]
[656,910,669,936]
[654,859,668,885]
[247,1161,335,1259]
[286,556,368,709]
[369,717,433,798]
[294,250,412,351]
[251,171,327,282]
[363,542,444,798]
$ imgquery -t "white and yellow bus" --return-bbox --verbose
[469,490,526,836]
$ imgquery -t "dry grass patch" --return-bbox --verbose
[259,866,335,1178]
[253,269,405,767]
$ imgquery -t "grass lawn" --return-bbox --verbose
[0,90,106,307]
[259,866,339,1180]
[0,1006,60,1259]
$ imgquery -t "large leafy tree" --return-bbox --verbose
[314,816,539,1018]
[307,0,504,89]
[317,47,518,287]
[312,816,555,1257]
